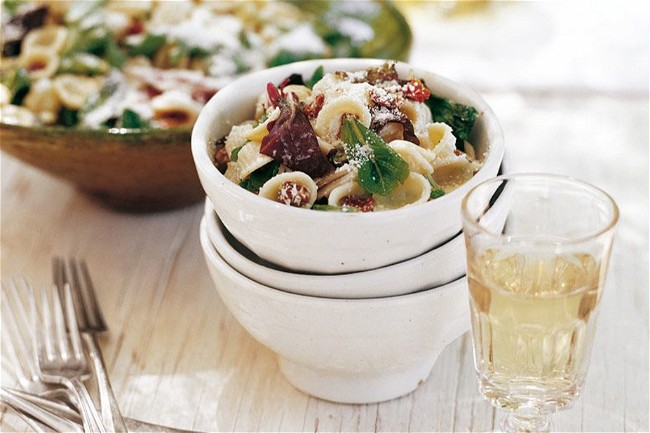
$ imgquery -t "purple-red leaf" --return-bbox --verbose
[260,83,331,178]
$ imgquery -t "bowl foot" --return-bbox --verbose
[278,356,437,404]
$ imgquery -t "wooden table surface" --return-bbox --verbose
[2,2,648,432]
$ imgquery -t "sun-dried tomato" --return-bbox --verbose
[302,93,325,119]
[403,80,431,103]
[341,195,374,212]
[277,181,311,207]
[261,83,331,178]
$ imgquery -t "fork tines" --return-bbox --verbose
[52,257,107,333]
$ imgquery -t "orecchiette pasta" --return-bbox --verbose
[283,85,312,102]
[374,172,432,210]
[106,0,153,18]
[21,26,69,55]
[0,104,39,126]
[259,171,318,208]
[214,64,482,212]
[388,140,434,176]
[327,180,369,207]
[20,47,59,79]
[24,78,62,124]
[150,90,202,128]
[236,142,274,180]
[53,74,101,110]
[400,99,432,133]
[225,123,254,155]
[244,107,280,142]
[417,122,456,155]
[0,84,11,106]
[315,96,371,141]
[431,156,477,192]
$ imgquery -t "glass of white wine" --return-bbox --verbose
[460,173,619,433]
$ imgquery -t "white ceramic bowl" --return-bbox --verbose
[204,198,465,298]
[200,218,469,404]
[192,58,505,274]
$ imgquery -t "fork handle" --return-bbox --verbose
[83,332,128,433]
[65,377,108,433]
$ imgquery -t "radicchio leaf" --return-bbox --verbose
[260,83,331,178]
[370,105,420,145]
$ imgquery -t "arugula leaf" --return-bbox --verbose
[426,176,446,199]
[2,68,31,105]
[119,109,150,129]
[58,53,110,75]
[126,34,166,58]
[306,66,324,89]
[425,94,478,152]
[230,144,245,162]
[58,107,79,127]
[341,117,409,196]
[240,161,281,193]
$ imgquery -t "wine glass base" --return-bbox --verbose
[501,412,552,433]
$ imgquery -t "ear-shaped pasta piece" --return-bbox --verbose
[244,107,280,142]
[224,161,242,184]
[0,84,11,106]
[315,96,371,141]
[22,26,69,54]
[374,172,432,211]
[106,0,153,18]
[236,142,274,180]
[400,99,432,133]
[151,90,202,128]
[259,171,318,208]
[24,78,62,125]
[21,48,59,79]
[0,104,39,126]
[432,155,477,192]
[225,122,254,156]
[327,179,369,207]
[150,1,193,25]
[283,85,312,102]
[388,140,434,176]
[53,74,101,110]
[417,122,456,155]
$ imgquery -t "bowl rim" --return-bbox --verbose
[191,58,505,220]
[200,216,467,305]
[204,197,465,297]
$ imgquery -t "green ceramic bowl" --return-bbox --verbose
[0,0,411,212]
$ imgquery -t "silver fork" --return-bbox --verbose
[54,257,128,433]
[31,281,108,433]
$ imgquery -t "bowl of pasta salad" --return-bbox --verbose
[192,59,505,273]
[0,0,410,211]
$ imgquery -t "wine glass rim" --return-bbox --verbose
[460,172,620,245]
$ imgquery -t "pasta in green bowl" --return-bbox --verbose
[0,0,411,211]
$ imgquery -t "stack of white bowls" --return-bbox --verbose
[192,59,506,404]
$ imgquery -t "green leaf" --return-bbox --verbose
[425,94,478,152]
[58,53,110,75]
[230,144,245,162]
[119,109,150,129]
[104,39,126,67]
[58,107,79,127]
[306,65,324,89]
[126,34,166,58]
[1,68,31,105]
[426,176,446,199]
[341,117,410,196]
[240,161,281,193]
[268,51,320,68]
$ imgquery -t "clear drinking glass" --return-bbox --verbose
[460,173,619,432]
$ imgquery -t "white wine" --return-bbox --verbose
[467,248,602,413]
